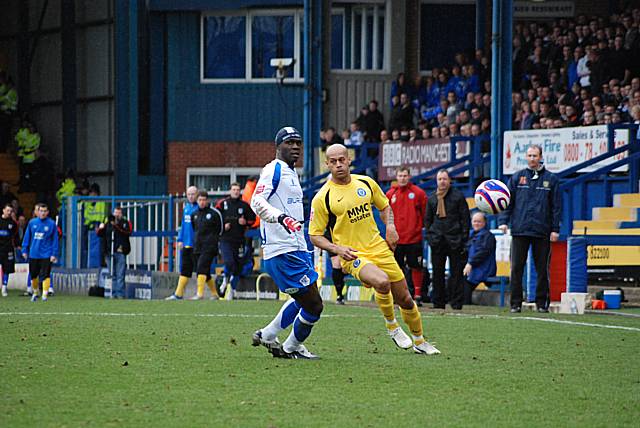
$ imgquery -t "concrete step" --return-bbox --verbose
[571,228,640,235]
[573,220,620,230]
[592,207,638,221]
[614,193,640,208]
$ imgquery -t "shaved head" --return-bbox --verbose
[326,143,348,159]
[325,144,351,184]
[186,186,198,203]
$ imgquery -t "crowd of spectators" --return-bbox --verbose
[323,9,640,154]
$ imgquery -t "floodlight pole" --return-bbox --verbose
[490,0,512,180]
[303,0,324,181]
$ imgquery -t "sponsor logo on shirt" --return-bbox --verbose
[347,203,371,223]
[285,287,299,294]
[206,213,212,219]
[299,275,310,286]
[255,184,265,194]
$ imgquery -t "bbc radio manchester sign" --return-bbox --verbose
[503,125,629,174]
[378,138,469,181]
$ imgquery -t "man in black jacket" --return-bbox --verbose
[216,182,256,299]
[499,144,560,313]
[0,203,18,297]
[97,207,131,298]
[425,170,470,309]
[191,190,224,300]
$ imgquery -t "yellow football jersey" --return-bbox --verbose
[309,174,389,255]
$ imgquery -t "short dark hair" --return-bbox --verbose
[114,206,123,213]
[230,182,241,189]
[3,203,12,210]
[528,144,543,156]
[37,203,48,210]
[197,190,209,199]
[397,166,410,175]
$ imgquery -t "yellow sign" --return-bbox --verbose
[587,246,640,266]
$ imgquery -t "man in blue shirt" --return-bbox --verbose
[22,203,58,302]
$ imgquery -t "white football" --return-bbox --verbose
[474,179,511,214]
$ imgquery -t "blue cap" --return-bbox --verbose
[275,126,302,145]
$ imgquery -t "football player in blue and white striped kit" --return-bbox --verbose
[250,126,323,360]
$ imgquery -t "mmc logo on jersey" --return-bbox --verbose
[347,202,371,223]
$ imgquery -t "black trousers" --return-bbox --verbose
[394,243,425,297]
[510,235,551,309]
[430,243,466,308]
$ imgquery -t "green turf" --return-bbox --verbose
[1,294,639,427]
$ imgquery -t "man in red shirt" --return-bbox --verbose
[386,167,428,305]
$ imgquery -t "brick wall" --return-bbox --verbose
[167,141,276,194]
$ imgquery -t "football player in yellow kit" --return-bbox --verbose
[308,144,440,355]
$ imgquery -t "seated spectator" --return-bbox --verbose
[465,65,481,95]
[379,129,390,144]
[422,99,449,122]
[406,128,416,142]
[463,212,496,305]
[582,110,596,126]
[446,91,463,123]
[347,122,363,145]
[321,126,342,150]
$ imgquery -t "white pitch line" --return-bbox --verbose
[508,316,640,332]
[0,312,366,319]
[0,311,638,332]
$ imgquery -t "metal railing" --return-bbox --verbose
[60,195,190,271]
[559,123,640,236]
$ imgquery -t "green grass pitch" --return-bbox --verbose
[1,294,639,427]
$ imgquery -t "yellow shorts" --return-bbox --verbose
[341,247,405,284]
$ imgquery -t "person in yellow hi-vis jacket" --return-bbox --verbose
[15,121,41,192]
[56,170,77,211]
